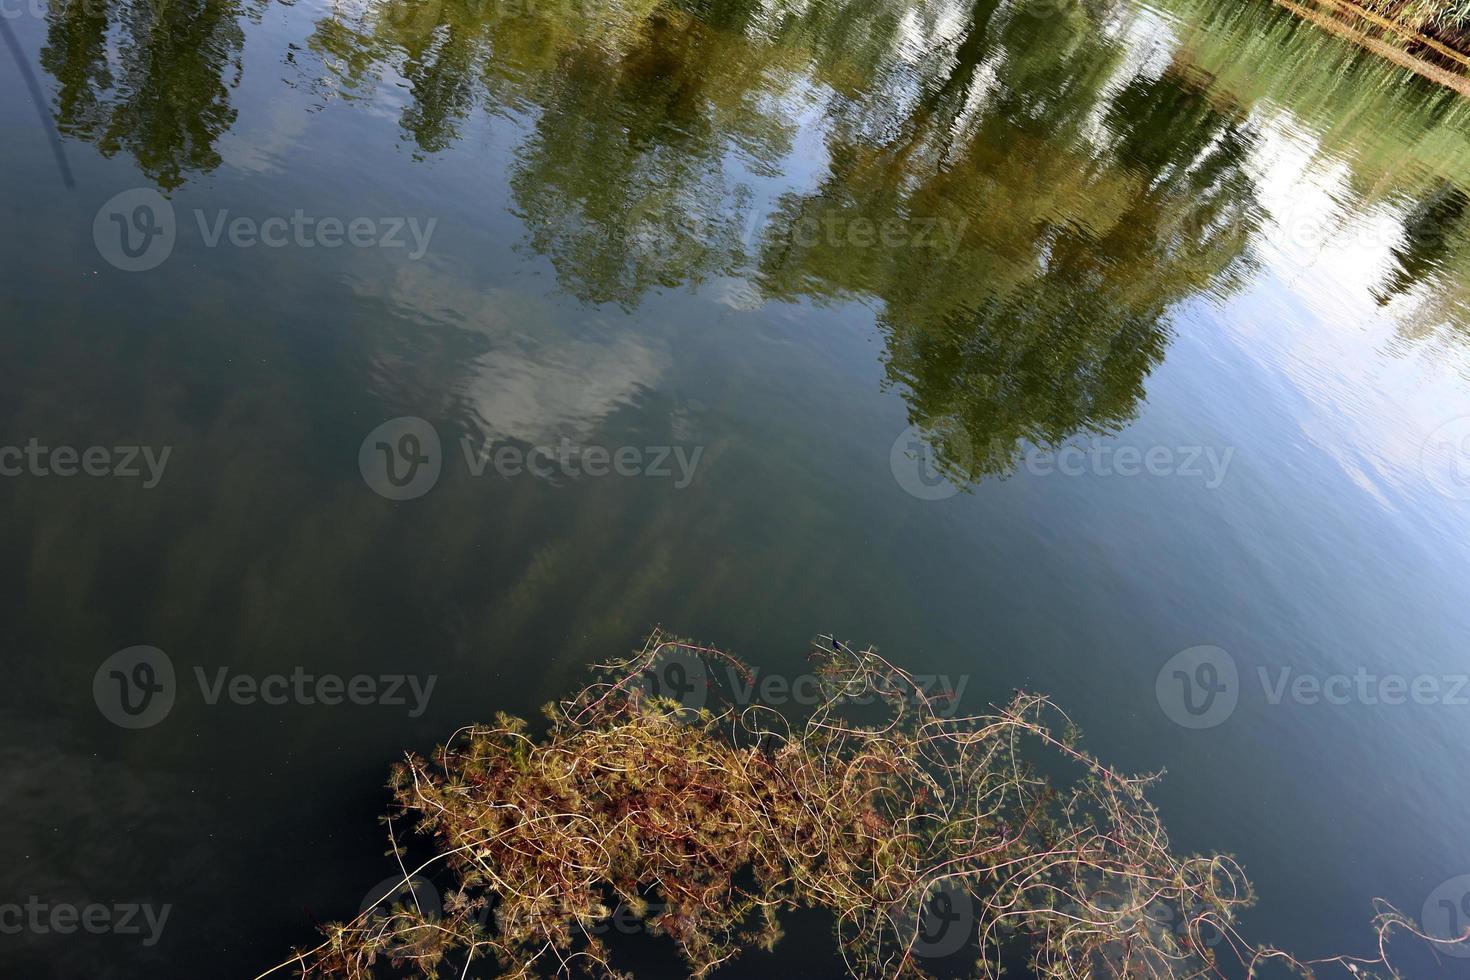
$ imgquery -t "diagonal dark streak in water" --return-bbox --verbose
[0,16,75,189]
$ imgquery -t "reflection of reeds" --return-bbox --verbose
[1362,0,1470,36]
[1159,0,1470,191]
[260,631,1468,978]
[1275,0,1470,74]
[1320,0,1470,61]
[1271,0,1470,96]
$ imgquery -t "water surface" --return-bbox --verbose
[2,0,1470,974]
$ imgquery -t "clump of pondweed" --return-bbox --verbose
[262,632,1463,979]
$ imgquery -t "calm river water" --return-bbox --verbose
[2,0,1470,974]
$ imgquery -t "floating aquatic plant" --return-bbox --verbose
[260,631,1465,979]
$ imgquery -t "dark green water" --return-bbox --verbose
[3,0,1470,974]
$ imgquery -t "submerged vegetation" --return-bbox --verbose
[263,633,1462,979]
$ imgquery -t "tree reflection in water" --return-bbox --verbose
[39,0,1270,483]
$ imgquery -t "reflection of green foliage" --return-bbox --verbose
[507,11,784,306]
[37,0,1273,485]
[1153,0,1470,344]
[1374,181,1470,343]
[1156,0,1470,191]
[296,0,1268,482]
[41,0,256,189]
[1374,181,1469,306]
[759,8,1262,481]
[306,0,803,305]
[883,288,1172,479]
